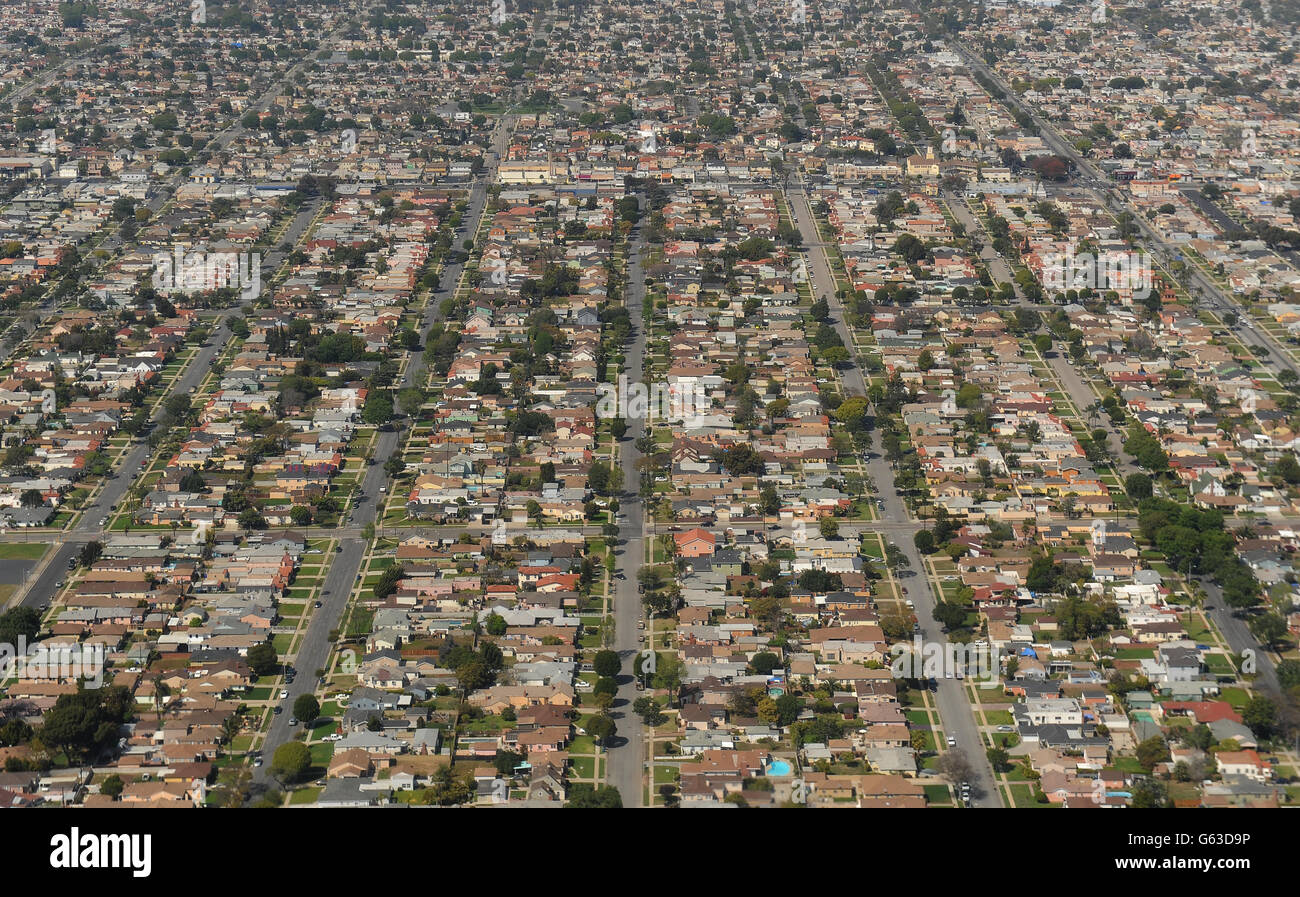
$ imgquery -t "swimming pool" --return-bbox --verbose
[766,760,793,777]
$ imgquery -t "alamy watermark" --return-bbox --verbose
[1241,128,1258,157]
[0,637,106,688]
[639,120,658,154]
[890,635,999,687]
[1041,249,1151,301]
[50,828,151,877]
[153,246,261,300]
[595,375,710,423]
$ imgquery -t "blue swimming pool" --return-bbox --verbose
[766,760,793,777]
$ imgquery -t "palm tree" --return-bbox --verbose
[152,676,170,724]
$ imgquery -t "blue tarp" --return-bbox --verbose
[1020,647,1038,657]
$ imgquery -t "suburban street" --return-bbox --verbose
[250,116,512,794]
[788,182,1002,806]
[606,212,649,807]
[948,37,1300,381]
[12,316,234,611]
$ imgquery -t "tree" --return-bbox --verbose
[773,693,802,727]
[748,651,781,676]
[914,529,936,554]
[650,652,684,700]
[1277,659,1300,692]
[78,540,103,568]
[271,741,311,783]
[485,612,508,637]
[0,607,40,646]
[99,774,124,799]
[1273,453,1300,485]
[1242,695,1276,738]
[587,460,623,496]
[1250,613,1289,650]
[1130,778,1170,808]
[937,748,975,786]
[397,387,425,417]
[362,392,395,426]
[884,543,909,570]
[818,517,840,539]
[1124,472,1153,500]
[40,686,133,763]
[566,783,622,807]
[289,505,313,527]
[593,649,622,679]
[1124,424,1168,471]
[1135,735,1170,771]
[933,602,968,631]
[986,747,1011,773]
[293,694,320,724]
[587,712,617,746]
[247,641,278,677]
[373,565,405,602]
[456,658,494,691]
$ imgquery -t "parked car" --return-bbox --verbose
[947,736,957,747]
[279,689,288,699]
[314,600,323,608]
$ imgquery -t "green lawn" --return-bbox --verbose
[289,786,321,805]
[923,784,953,805]
[0,542,49,560]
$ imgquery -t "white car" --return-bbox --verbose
[947,736,957,747]
[279,689,289,699]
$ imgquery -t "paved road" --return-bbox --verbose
[251,117,512,794]
[942,189,1143,477]
[0,21,344,366]
[1200,580,1281,696]
[12,318,234,611]
[606,213,648,808]
[787,182,1002,805]
[948,39,1300,381]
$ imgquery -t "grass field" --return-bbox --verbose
[0,543,49,560]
